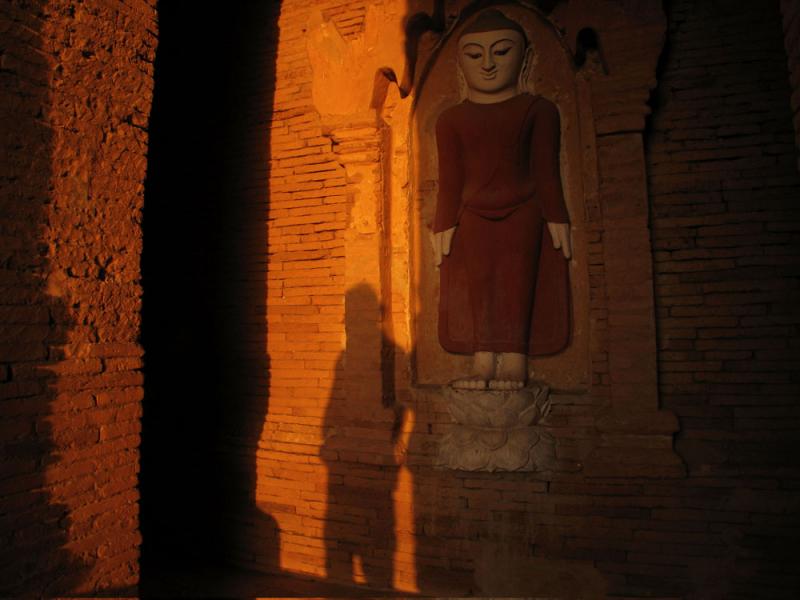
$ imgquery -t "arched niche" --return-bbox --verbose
[410,3,592,391]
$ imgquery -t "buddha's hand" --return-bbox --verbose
[547,222,572,260]
[433,226,457,267]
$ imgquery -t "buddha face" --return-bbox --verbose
[457,29,527,96]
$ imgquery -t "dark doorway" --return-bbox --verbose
[139,1,280,591]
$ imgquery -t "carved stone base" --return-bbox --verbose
[436,384,560,472]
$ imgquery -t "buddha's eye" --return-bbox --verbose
[465,51,482,60]
[494,46,512,56]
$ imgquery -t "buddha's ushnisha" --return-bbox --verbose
[433,9,572,390]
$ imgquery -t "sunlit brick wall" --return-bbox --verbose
[0,0,156,595]
[229,0,365,577]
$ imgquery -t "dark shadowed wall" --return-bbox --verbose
[646,1,800,595]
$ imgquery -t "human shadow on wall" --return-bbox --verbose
[0,9,88,597]
[139,1,280,590]
[322,284,410,590]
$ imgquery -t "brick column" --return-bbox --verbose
[577,8,684,477]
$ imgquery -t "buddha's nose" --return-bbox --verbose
[482,54,495,71]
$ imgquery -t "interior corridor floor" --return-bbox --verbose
[140,556,417,598]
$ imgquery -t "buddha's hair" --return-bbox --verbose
[459,9,529,47]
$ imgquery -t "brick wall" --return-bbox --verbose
[125,0,800,597]
[0,0,155,595]
[647,0,800,596]
[3,0,796,594]
[231,1,800,598]
[233,0,356,577]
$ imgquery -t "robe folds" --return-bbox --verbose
[434,93,571,356]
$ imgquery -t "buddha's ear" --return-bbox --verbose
[456,62,468,100]
[519,44,534,89]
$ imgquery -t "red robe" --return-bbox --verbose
[434,93,570,356]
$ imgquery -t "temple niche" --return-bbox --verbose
[398,0,684,478]
[412,4,590,392]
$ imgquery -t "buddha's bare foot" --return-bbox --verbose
[491,352,527,390]
[488,378,525,391]
[449,352,496,390]
[451,376,488,390]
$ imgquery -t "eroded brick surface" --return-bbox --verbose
[0,0,155,595]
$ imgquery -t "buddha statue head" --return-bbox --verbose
[457,9,531,103]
